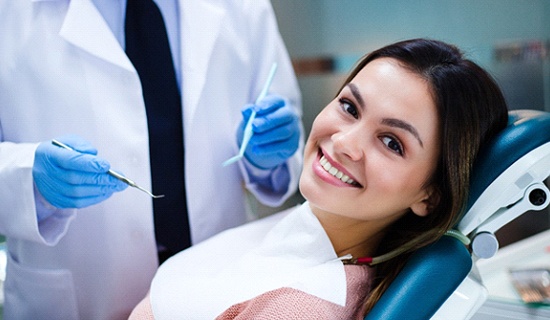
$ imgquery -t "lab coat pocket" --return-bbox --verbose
[3,252,79,320]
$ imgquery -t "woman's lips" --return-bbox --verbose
[313,150,362,188]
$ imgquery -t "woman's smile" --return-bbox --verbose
[313,149,362,188]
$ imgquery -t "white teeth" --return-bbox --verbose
[319,155,357,185]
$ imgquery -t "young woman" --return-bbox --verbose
[129,39,508,319]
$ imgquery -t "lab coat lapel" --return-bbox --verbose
[59,0,134,72]
[179,0,226,123]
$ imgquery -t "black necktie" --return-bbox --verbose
[125,0,191,260]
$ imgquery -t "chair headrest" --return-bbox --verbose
[465,109,550,215]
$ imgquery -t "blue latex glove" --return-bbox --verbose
[33,135,128,209]
[237,94,300,170]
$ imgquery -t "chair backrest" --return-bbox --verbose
[365,110,550,320]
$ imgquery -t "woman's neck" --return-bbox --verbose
[311,206,387,259]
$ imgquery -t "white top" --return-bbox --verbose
[150,202,348,319]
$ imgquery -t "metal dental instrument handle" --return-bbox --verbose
[222,62,278,167]
[51,139,164,199]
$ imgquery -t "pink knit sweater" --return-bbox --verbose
[129,264,372,319]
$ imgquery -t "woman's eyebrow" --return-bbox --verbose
[346,83,424,147]
[347,83,365,109]
[382,118,424,148]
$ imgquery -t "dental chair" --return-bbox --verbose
[365,109,550,320]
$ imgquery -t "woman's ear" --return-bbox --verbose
[410,186,440,217]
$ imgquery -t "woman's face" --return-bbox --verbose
[300,58,440,233]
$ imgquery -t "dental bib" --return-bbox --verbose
[150,202,348,319]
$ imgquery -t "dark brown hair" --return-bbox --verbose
[338,39,509,314]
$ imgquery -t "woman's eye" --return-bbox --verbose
[339,99,358,119]
[381,136,404,156]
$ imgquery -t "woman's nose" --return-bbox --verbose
[332,127,364,161]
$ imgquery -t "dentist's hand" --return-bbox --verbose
[33,135,128,209]
[237,95,300,169]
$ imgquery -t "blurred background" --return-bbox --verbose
[267,0,550,248]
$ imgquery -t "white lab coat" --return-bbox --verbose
[0,0,302,318]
